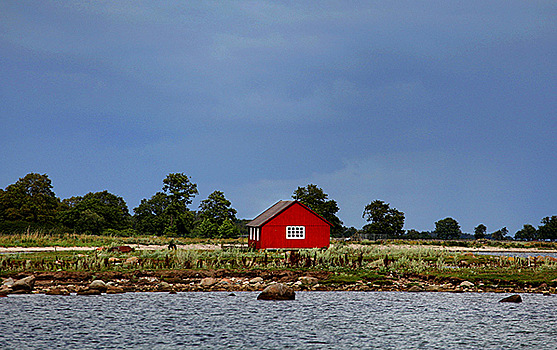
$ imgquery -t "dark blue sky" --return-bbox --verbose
[1,1,556,234]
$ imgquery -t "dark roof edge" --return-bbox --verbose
[247,200,332,227]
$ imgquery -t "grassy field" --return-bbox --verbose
[0,231,217,248]
[2,235,556,289]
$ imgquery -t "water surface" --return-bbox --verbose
[1,292,556,349]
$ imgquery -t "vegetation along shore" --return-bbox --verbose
[2,235,556,297]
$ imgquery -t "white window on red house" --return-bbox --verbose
[286,226,305,239]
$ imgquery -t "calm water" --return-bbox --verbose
[1,292,556,349]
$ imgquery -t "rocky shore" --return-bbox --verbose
[1,269,555,296]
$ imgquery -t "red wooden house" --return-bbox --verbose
[247,200,331,250]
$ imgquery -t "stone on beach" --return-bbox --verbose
[77,289,102,296]
[11,276,36,293]
[0,286,12,296]
[249,277,263,284]
[257,283,295,300]
[158,281,172,292]
[200,277,219,287]
[45,287,70,296]
[460,281,475,288]
[299,276,319,286]
[106,285,125,294]
[89,280,108,292]
[2,277,15,288]
[408,285,423,292]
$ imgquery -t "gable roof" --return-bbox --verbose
[247,200,332,227]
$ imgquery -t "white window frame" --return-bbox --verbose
[249,227,260,241]
[286,226,305,239]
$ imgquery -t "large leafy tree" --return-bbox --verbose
[58,191,132,234]
[162,173,198,233]
[433,217,462,240]
[474,224,487,239]
[133,173,198,236]
[198,191,237,226]
[196,190,239,238]
[515,224,538,241]
[133,192,171,236]
[538,216,557,241]
[292,184,343,236]
[491,227,509,240]
[0,173,59,225]
[362,200,405,238]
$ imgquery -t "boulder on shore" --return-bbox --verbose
[460,281,474,288]
[200,277,218,287]
[89,280,107,293]
[45,287,70,296]
[299,276,319,286]
[408,285,423,292]
[77,289,102,296]
[11,276,36,293]
[257,283,295,300]
[106,285,125,294]
[499,294,522,303]
[2,277,15,288]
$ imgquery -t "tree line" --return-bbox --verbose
[0,173,239,238]
[0,173,555,240]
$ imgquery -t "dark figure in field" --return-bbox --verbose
[168,242,177,250]
[384,255,392,267]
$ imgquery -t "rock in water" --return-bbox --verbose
[499,294,522,303]
[257,283,295,300]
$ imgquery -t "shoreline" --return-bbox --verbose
[2,268,555,296]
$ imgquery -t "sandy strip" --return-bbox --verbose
[1,243,556,254]
[348,243,557,253]
[0,244,221,253]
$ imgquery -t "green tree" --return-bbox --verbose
[474,224,487,240]
[195,218,219,238]
[538,216,557,241]
[405,229,431,239]
[196,190,238,238]
[292,184,343,236]
[491,227,509,240]
[133,173,197,236]
[433,217,462,240]
[133,192,171,236]
[198,191,237,226]
[217,219,238,238]
[58,191,132,234]
[0,173,59,225]
[162,173,198,233]
[515,224,537,241]
[362,200,405,238]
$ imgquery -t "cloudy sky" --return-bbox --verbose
[1,1,556,234]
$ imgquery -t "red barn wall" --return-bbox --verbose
[259,203,330,249]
